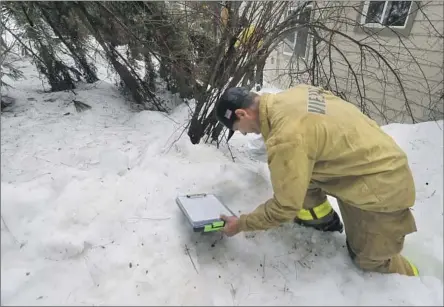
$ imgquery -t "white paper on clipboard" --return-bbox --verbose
[176,193,235,225]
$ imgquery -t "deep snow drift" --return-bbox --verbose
[1,60,443,306]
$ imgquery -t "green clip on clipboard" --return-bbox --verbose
[176,193,236,233]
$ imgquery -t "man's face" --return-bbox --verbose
[232,109,259,135]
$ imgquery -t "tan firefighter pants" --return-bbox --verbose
[303,184,418,276]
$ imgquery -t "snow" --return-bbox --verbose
[1,60,443,306]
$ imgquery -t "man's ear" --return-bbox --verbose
[234,109,247,118]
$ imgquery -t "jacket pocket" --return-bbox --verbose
[361,166,416,210]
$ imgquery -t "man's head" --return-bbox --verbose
[214,87,261,138]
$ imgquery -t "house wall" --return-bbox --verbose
[263,1,444,125]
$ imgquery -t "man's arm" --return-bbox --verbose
[238,140,315,231]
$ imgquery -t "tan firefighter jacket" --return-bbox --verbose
[238,85,416,231]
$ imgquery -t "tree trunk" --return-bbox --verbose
[38,3,98,83]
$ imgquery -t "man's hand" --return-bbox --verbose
[220,214,241,237]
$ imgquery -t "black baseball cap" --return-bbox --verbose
[214,87,253,140]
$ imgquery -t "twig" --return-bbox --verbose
[20,172,52,183]
[144,187,151,211]
[163,121,190,154]
[262,254,266,280]
[294,260,298,280]
[1,215,19,244]
[0,21,45,64]
[427,190,436,199]
[83,256,97,286]
[66,291,72,303]
[185,244,198,274]
[226,141,236,162]
[92,240,114,249]
[272,263,290,283]
[33,154,73,168]
[160,113,180,125]
[230,283,236,304]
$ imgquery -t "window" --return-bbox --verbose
[360,1,413,28]
[283,3,313,59]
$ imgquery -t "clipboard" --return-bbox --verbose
[176,193,236,233]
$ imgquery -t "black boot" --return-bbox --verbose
[294,210,344,233]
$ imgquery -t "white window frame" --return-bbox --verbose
[283,3,313,59]
[360,1,413,29]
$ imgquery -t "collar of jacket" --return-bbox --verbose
[259,93,272,140]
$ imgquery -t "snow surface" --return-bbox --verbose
[1,60,443,306]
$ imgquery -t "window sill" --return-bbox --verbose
[354,1,418,38]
